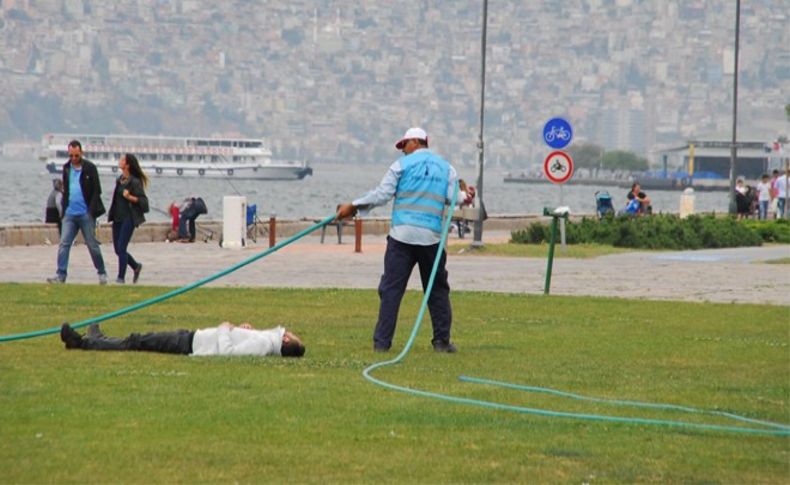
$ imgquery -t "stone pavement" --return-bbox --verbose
[0,231,788,305]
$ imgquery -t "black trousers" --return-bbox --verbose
[81,330,195,354]
[374,236,452,349]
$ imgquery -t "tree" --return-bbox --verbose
[785,103,789,121]
[567,142,605,169]
[601,150,649,171]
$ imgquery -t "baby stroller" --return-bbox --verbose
[594,190,615,218]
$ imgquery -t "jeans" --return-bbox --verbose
[374,236,452,349]
[56,213,106,280]
[778,198,787,219]
[112,218,140,281]
[178,207,201,240]
[758,201,769,220]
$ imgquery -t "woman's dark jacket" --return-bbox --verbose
[61,158,105,218]
[108,175,149,227]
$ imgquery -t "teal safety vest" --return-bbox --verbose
[392,150,450,233]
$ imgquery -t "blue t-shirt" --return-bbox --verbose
[65,167,88,216]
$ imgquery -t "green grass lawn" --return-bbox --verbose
[447,241,634,258]
[1,284,788,483]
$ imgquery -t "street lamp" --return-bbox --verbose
[728,0,741,213]
[471,0,488,247]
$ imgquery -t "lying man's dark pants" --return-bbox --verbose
[81,330,195,354]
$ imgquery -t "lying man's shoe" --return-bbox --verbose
[60,323,83,350]
[432,340,457,353]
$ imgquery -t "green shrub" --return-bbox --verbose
[742,218,790,243]
[510,214,766,250]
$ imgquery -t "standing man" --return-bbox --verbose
[336,127,474,353]
[775,168,789,219]
[47,140,108,284]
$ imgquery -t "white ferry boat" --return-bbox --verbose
[40,133,312,180]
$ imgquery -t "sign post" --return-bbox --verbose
[542,117,574,252]
[543,150,574,250]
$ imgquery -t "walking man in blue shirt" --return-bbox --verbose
[47,140,108,284]
[336,127,474,353]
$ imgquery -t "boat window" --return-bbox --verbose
[233,156,239,161]
[211,156,218,162]
[221,141,231,147]
[209,140,219,146]
[187,155,194,161]
[175,155,183,161]
[56,150,68,157]
[163,155,172,161]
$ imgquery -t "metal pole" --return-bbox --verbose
[544,214,559,295]
[471,0,488,248]
[728,0,741,213]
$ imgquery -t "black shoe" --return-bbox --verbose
[133,264,143,284]
[432,340,457,353]
[60,323,83,350]
[87,323,104,339]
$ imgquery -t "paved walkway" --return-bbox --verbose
[1,231,788,305]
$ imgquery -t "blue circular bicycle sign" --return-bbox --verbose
[543,117,573,149]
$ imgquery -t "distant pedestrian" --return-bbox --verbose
[45,178,64,235]
[775,169,789,219]
[336,127,475,353]
[177,196,208,242]
[769,169,780,217]
[755,174,772,220]
[108,154,149,284]
[47,140,108,285]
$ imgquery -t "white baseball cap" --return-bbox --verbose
[395,127,428,150]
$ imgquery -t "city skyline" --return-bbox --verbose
[1,0,787,167]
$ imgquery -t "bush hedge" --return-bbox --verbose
[509,214,782,250]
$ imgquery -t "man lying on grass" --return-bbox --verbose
[60,322,305,357]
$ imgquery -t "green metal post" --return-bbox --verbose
[543,209,559,295]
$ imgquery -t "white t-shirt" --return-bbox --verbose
[756,181,772,202]
[191,325,284,356]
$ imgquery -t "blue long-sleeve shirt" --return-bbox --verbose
[352,148,464,245]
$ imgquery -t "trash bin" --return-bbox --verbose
[679,188,695,219]
[222,195,247,248]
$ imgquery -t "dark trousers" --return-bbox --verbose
[81,330,194,354]
[45,208,62,235]
[374,236,452,349]
[178,209,200,240]
[112,218,139,280]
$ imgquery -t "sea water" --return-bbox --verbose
[0,159,731,224]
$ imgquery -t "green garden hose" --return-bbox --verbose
[361,185,789,437]
[0,214,336,342]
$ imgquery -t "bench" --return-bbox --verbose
[317,219,355,244]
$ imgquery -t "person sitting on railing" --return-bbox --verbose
[175,196,207,242]
[624,183,652,216]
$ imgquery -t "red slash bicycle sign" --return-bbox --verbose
[543,150,574,184]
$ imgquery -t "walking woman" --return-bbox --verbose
[108,154,149,284]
